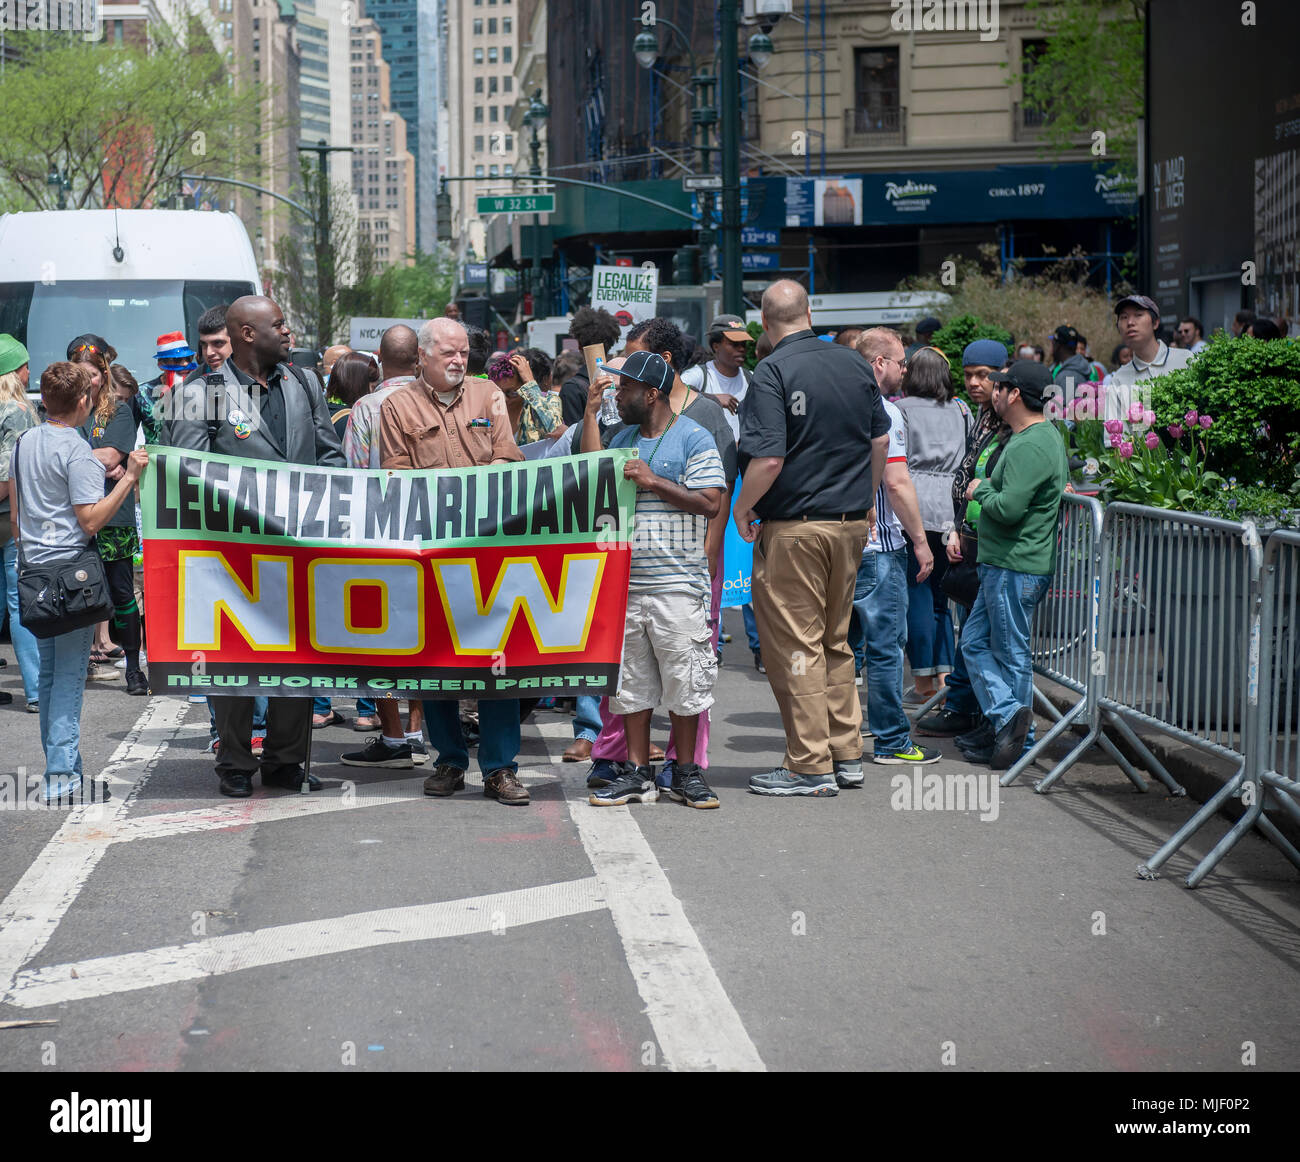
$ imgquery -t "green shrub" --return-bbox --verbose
[1148,334,1300,492]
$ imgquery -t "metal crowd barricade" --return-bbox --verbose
[1144,529,1300,887]
[1002,495,1180,794]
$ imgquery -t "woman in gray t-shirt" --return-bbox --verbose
[10,361,147,803]
[894,348,972,703]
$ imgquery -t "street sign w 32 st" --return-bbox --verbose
[476,194,555,214]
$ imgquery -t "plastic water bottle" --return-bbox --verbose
[596,358,620,426]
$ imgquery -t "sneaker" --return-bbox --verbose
[915,707,980,737]
[340,737,414,768]
[855,668,863,687]
[26,700,39,714]
[586,759,620,789]
[42,776,111,806]
[720,631,732,644]
[833,759,864,788]
[408,739,428,765]
[125,669,149,696]
[205,736,220,756]
[87,663,121,682]
[872,742,942,766]
[747,767,838,797]
[590,763,658,806]
[251,735,264,756]
[955,722,995,752]
[753,651,766,674]
[667,763,719,809]
[188,695,208,704]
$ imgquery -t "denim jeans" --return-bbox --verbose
[37,623,95,791]
[960,564,1052,733]
[3,536,41,702]
[851,548,911,754]
[312,696,377,719]
[573,694,601,743]
[741,603,760,652]
[905,533,955,677]
[208,696,268,740]
[422,697,520,775]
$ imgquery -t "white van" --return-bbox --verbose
[0,209,260,385]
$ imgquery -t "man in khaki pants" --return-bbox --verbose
[733,281,890,796]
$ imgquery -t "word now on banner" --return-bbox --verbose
[142,448,638,699]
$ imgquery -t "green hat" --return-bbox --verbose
[0,334,29,376]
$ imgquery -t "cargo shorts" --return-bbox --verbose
[610,589,717,717]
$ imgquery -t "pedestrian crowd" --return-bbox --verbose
[0,282,1288,806]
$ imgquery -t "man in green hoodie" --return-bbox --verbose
[956,360,1068,770]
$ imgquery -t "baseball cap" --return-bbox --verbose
[617,350,673,394]
[1114,294,1160,322]
[708,314,752,343]
[962,339,1007,369]
[989,360,1054,408]
[0,333,29,376]
[1051,325,1080,348]
[915,316,942,335]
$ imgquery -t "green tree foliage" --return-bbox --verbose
[929,315,1014,395]
[347,249,457,320]
[0,23,269,212]
[1148,334,1300,493]
[1012,0,1144,179]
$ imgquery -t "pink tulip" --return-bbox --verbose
[1144,431,1160,450]
[1199,414,1213,429]
[1142,409,1156,426]
[1108,433,1123,449]
[1119,441,1135,460]
[1127,402,1145,423]
[1072,399,1096,421]
[1103,418,1124,436]
[1168,423,1184,439]
[1184,409,1199,425]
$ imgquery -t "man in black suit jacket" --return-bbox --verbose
[165,296,346,798]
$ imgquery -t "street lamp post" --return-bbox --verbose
[522,90,549,316]
[635,8,775,314]
[45,166,70,210]
[297,138,355,347]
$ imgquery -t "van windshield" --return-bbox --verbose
[0,278,255,384]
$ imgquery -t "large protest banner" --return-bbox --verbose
[142,448,637,699]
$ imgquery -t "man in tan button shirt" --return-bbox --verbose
[377,318,531,805]
[378,318,523,470]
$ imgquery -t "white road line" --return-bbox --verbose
[8,877,605,1008]
[552,755,767,1071]
[0,697,190,1002]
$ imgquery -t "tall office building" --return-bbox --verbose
[364,0,442,254]
[349,16,417,266]
[295,0,332,144]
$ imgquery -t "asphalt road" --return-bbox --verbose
[2,609,1299,1073]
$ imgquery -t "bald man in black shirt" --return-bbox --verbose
[734,280,890,797]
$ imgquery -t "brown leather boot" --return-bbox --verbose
[562,737,593,763]
[422,764,466,797]
[483,768,530,805]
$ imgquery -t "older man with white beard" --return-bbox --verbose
[376,318,530,805]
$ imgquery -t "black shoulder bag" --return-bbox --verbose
[12,430,114,639]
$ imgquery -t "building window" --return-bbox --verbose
[474,76,483,93]
[487,47,497,63]
[489,165,499,176]
[503,76,512,93]
[489,106,498,122]
[505,134,513,151]
[489,76,497,94]
[473,48,483,64]
[475,165,485,177]
[503,46,511,63]
[503,16,511,32]
[488,17,496,33]
[472,18,482,34]
[474,134,484,151]
[850,47,902,139]
[474,106,483,123]
[1017,39,1051,132]
[504,164,513,176]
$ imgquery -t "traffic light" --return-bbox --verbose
[673,245,701,286]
